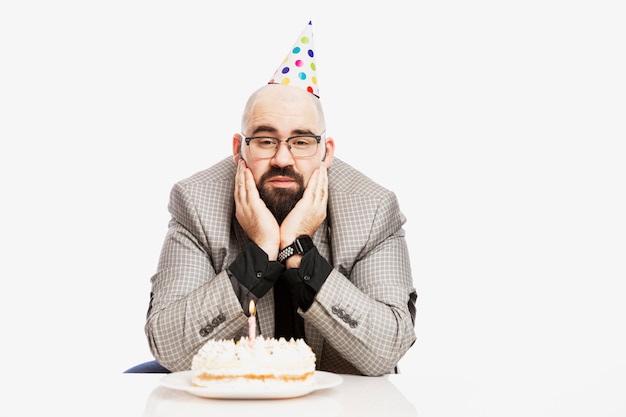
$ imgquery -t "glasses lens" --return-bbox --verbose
[288,136,318,157]
[248,136,319,158]
[249,138,279,158]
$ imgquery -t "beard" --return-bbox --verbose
[258,166,305,224]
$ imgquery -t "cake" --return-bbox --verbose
[191,336,316,388]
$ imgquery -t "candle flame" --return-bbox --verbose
[249,299,256,315]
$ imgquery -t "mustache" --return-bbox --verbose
[259,166,303,184]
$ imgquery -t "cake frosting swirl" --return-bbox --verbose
[191,336,316,388]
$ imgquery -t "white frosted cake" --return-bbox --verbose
[191,336,316,388]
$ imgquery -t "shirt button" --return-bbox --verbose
[256,272,262,278]
[303,275,311,281]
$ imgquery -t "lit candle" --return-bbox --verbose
[248,299,256,342]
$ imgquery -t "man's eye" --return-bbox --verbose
[256,139,277,147]
[291,137,315,147]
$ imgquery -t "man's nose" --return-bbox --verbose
[271,141,295,165]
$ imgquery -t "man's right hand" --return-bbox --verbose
[234,160,281,260]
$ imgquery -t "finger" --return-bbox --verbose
[242,166,259,203]
[318,165,328,203]
[314,164,327,188]
[235,161,244,192]
[234,161,250,207]
[301,169,319,202]
[309,167,327,204]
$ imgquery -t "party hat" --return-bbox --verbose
[268,21,319,98]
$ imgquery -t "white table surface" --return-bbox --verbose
[108,373,418,417]
[13,366,621,416]
[49,367,625,417]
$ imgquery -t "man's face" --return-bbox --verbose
[257,165,305,223]
[233,85,334,222]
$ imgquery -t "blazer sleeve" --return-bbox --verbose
[301,189,417,376]
[144,181,247,372]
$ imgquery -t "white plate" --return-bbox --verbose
[160,370,343,399]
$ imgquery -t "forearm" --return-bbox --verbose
[301,237,416,375]
[305,278,415,375]
[145,270,248,372]
[145,181,254,371]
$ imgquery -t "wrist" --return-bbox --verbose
[277,235,314,264]
[284,254,303,269]
[257,240,280,261]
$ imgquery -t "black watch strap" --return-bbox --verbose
[278,235,314,263]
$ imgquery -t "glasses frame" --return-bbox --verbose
[242,132,325,159]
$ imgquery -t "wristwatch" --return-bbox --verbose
[277,235,315,263]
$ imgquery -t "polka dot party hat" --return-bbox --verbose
[268,21,319,98]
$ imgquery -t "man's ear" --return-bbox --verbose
[232,133,244,164]
[322,136,335,167]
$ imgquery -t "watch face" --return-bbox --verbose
[295,236,314,254]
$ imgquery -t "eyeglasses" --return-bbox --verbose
[242,132,325,159]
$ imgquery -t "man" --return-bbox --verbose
[145,22,417,376]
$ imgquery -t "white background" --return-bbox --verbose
[1,0,625,414]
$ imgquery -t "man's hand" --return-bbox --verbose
[280,164,329,248]
[234,160,280,259]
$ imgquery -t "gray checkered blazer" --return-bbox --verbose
[145,157,417,375]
